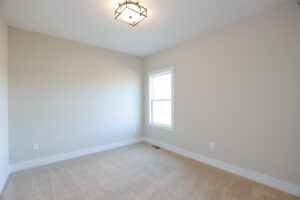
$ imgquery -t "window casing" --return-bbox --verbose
[148,67,174,131]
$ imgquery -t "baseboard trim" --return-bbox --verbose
[11,137,144,172]
[144,137,300,197]
[7,137,300,197]
[0,166,11,195]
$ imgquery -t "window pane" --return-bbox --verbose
[153,73,171,99]
[152,100,171,126]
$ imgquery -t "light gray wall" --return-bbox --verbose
[8,27,143,164]
[144,0,300,186]
[0,11,9,188]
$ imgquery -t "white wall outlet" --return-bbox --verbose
[33,143,39,150]
[134,128,137,133]
[210,142,215,150]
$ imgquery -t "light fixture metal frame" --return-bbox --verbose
[115,0,147,26]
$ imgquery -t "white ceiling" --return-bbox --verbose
[0,0,284,56]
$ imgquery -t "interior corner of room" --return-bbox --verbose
[0,0,300,199]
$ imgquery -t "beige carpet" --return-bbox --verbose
[1,143,299,200]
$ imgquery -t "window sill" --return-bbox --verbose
[148,123,174,131]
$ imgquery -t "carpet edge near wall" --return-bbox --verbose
[0,166,11,195]
[144,137,300,197]
[2,137,299,197]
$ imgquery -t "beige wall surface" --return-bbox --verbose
[0,10,8,185]
[8,27,143,164]
[144,0,300,185]
[0,11,9,185]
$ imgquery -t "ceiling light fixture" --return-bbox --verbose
[115,0,147,26]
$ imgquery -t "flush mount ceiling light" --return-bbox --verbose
[115,0,147,26]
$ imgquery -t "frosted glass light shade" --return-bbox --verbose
[115,0,147,26]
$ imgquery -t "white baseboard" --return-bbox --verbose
[0,166,11,195]
[6,137,300,197]
[144,137,300,197]
[11,137,144,172]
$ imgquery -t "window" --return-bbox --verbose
[148,67,174,130]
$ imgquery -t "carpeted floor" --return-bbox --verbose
[1,143,299,200]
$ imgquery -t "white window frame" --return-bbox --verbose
[148,66,174,131]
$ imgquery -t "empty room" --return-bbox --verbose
[0,0,300,199]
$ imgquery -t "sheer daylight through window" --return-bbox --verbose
[149,67,174,130]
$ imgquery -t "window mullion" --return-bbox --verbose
[152,98,171,101]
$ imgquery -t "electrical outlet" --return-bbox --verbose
[134,128,137,133]
[210,142,215,150]
[33,143,39,150]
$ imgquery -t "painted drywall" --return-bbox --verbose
[144,0,300,186]
[0,11,9,192]
[8,27,143,164]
